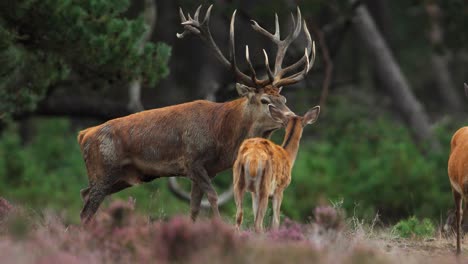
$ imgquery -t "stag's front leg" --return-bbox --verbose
[190,182,204,221]
[190,165,220,218]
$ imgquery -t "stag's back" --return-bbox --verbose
[77,99,247,178]
[448,127,468,196]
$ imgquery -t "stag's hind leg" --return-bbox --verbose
[80,184,108,225]
[80,162,126,225]
[190,182,204,222]
[190,165,220,218]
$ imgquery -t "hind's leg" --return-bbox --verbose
[234,184,246,230]
[254,193,269,233]
[234,163,246,230]
[271,190,284,230]
[453,189,462,255]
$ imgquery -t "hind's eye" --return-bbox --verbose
[261,98,270,104]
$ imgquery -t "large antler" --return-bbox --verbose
[178,5,261,87]
[177,5,315,89]
[250,7,316,88]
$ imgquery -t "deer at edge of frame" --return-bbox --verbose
[447,83,468,255]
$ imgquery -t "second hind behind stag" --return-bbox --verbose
[233,105,320,232]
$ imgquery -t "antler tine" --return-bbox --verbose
[250,20,280,43]
[274,13,280,38]
[275,46,314,87]
[179,7,187,22]
[230,10,257,86]
[202,4,213,24]
[177,5,256,86]
[245,45,257,83]
[193,5,201,21]
[309,41,316,72]
[263,49,274,83]
[273,7,302,74]
[275,20,312,79]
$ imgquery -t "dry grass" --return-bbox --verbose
[0,198,465,264]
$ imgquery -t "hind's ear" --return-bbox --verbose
[303,106,320,125]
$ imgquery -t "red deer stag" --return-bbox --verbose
[78,5,316,225]
[448,83,468,254]
[233,105,320,232]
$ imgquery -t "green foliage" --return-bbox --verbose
[0,0,171,115]
[392,216,435,238]
[280,95,453,221]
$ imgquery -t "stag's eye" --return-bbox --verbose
[261,98,270,104]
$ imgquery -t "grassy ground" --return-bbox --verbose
[0,197,465,264]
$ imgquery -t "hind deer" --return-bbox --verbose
[233,105,320,232]
[447,83,468,254]
[78,5,317,225]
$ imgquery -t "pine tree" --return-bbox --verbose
[0,0,171,116]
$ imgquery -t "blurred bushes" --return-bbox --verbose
[0,200,396,264]
[281,95,454,222]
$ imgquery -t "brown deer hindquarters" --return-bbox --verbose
[79,124,123,224]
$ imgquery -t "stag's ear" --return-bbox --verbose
[268,104,288,125]
[303,106,320,126]
[236,83,255,98]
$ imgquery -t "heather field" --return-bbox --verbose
[0,197,465,264]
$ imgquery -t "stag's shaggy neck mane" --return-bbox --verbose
[211,97,262,162]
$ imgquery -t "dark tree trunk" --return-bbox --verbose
[425,3,463,112]
[351,1,440,151]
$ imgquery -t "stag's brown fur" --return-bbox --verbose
[78,91,293,225]
[233,106,320,232]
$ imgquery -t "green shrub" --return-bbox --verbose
[392,216,435,238]
[279,95,454,222]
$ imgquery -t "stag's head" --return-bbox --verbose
[177,5,316,136]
